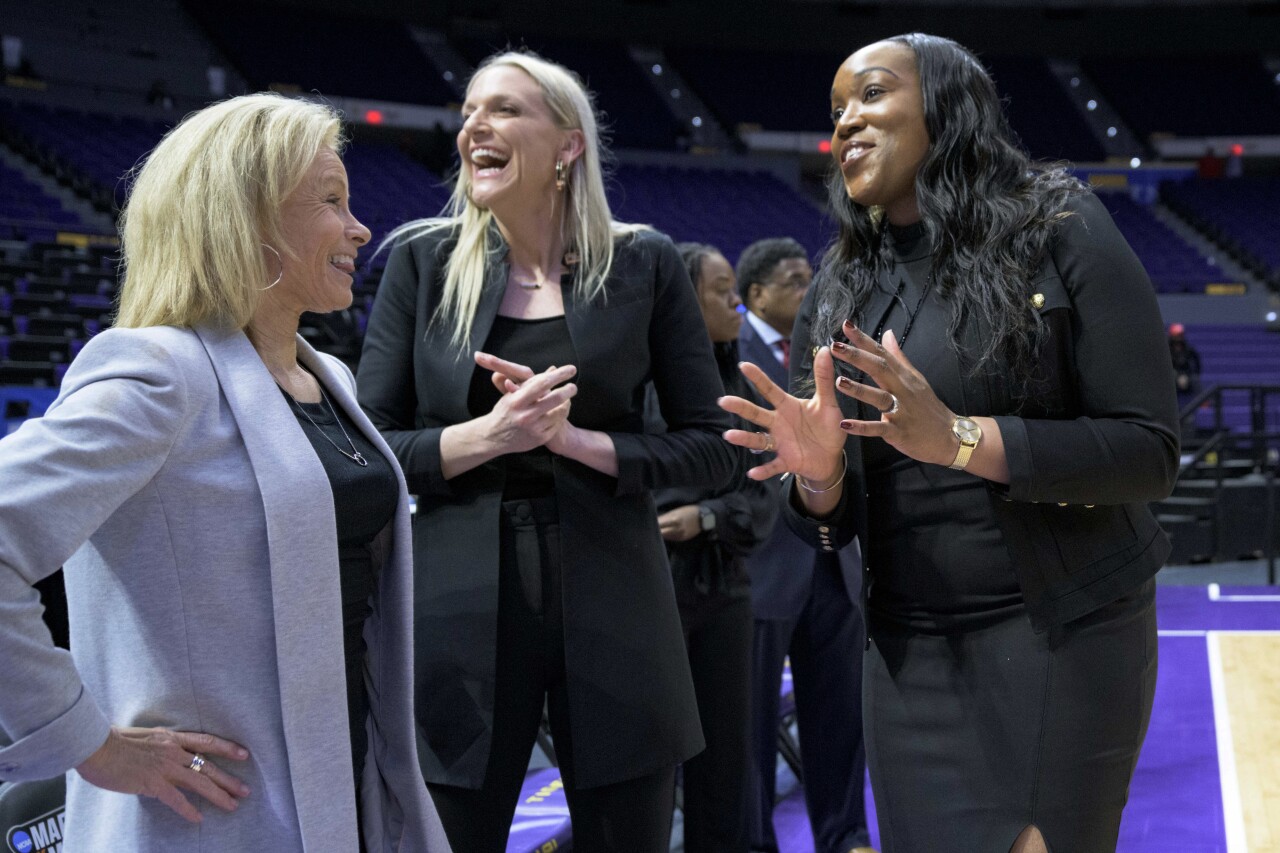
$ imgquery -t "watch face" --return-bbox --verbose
[953,417,981,443]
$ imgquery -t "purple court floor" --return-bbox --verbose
[771,582,1280,853]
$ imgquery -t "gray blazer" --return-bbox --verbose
[0,325,449,852]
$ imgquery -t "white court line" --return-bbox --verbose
[1159,629,1208,636]
[1207,631,1248,853]
[1207,583,1280,603]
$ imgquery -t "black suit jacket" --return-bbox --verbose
[358,226,737,788]
[782,193,1179,631]
[738,317,862,619]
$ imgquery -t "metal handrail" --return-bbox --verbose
[1172,382,1280,577]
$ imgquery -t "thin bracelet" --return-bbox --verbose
[796,450,847,494]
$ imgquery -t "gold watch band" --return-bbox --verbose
[949,440,977,471]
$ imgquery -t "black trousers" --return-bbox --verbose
[678,590,753,853]
[748,554,870,853]
[427,497,676,853]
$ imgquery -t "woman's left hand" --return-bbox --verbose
[830,320,958,467]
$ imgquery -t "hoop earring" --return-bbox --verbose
[261,243,283,290]
[555,159,567,192]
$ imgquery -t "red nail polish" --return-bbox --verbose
[839,419,855,430]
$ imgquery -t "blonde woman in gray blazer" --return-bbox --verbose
[0,94,449,852]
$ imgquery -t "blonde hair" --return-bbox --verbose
[115,92,343,329]
[387,50,647,349]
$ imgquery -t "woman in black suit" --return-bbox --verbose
[649,243,777,853]
[357,50,737,852]
[719,34,1178,853]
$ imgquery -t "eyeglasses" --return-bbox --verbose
[763,277,811,291]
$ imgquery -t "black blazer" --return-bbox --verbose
[738,317,862,620]
[782,193,1180,631]
[357,226,738,788]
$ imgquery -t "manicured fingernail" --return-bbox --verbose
[236,748,249,758]
[240,785,251,796]
[839,419,856,430]
[835,376,854,388]
[831,341,849,353]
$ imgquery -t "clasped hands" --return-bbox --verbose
[475,351,579,455]
[718,321,961,485]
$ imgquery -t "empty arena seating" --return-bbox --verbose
[453,36,688,152]
[1082,56,1280,139]
[982,56,1106,164]
[609,163,831,262]
[1097,191,1228,293]
[664,45,850,134]
[189,2,456,107]
[0,101,171,211]
[1161,177,1280,289]
[0,160,87,234]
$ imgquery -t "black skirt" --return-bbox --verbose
[864,577,1157,853]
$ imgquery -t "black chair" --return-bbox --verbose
[0,362,59,387]
[10,295,65,316]
[7,336,73,364]
[23,316,84,339]
[0,776,67,853]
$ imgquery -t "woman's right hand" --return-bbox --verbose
[718,347,847,485]
[75,725,251,823]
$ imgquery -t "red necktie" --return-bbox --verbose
[777,338,791,371]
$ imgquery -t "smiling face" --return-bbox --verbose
[694,252,743,343]
[274,148,370,314]
[830,41,931,226]
[458,64,579,215]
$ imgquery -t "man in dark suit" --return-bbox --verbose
[736,238,873,853]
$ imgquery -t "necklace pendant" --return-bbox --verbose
[353,451,369,467]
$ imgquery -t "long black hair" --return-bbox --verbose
[811,32,1085,388]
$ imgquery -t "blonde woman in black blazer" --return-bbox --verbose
[357,51,736,852]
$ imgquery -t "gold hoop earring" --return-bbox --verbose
[555,159,567,192]
[261,243,283,290]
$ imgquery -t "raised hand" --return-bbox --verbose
[717,347,847,485]
[75,726,251,824]
[828,322,960,467]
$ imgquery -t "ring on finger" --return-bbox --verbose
[883,393,900,416]
[750,431,775,455]
[189,753,206,773]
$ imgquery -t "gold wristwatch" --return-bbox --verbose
[948,416,982,471]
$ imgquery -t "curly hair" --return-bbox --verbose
[735,237,809,304]
[810,33,1085,390]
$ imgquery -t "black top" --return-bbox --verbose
[467,313,577,499]
[859,222,1022,630]
[283,386,398,788]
